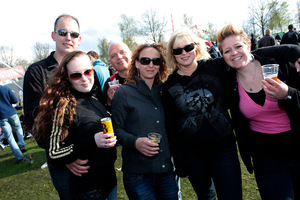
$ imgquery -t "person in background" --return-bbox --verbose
[108,61,117,76]
[112,43,178,199]
[0,85,26,163]
[33,51,117,200]
[281,24,300,45]
[275,33,281,44]
[250,33,257,51]
[87,51,110,91]
[217,24,300,200]
[258,29,275,48]
[205,41,218,58]
[102,42,131,107]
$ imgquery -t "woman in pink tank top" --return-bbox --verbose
[217,24,300,200]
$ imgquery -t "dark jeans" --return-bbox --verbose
[186,145,242,200]
[123,172,178,200]
[47,161,72,200]
[253,156,300,200]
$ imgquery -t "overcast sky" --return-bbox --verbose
[1,0,298,62]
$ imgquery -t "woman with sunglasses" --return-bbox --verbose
[33,51,117,200]
[162,29,242,200]
[163,28,300,200]
[111,43,178,199]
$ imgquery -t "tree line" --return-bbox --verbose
[0,0,299,69]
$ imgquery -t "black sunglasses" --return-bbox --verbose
[139,57,161,66]
[172,43,195,55]
[69,69,94,80]
[56,29,80,38]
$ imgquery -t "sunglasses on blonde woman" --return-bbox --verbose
[69,69,94,80]
[172,43,195,55]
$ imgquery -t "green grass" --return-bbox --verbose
[0,138,260,200]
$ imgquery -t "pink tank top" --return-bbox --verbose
[238,79,291,134]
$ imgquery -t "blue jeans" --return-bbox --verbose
[186,145,242,200]
[123,172,178,200]
[106,185,117,200]
[253,156,300,200]
[47,161,72,200]
[0,114,25,160]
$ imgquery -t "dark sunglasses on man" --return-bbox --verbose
[172,43,195,55]
[56,29,80,38]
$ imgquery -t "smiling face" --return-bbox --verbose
[136,47,160,82]
[67,55,94,93]
[221,35,251,70]
[52,16,82,59]
[173,36,197,68]
[108,43,131,74]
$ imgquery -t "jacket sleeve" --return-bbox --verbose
[162,85,189,177]
[8,88,19,104]
[111,87,138,150]
[47,105,97,164]
[252,44,300,64]
[23,64,45,131]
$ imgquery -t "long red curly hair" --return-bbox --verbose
[33,51,92,142]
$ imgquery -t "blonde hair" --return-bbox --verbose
[216,24,249,55]
[166,29,210,73]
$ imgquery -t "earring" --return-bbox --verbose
[137,68,140,77]
[250,54,255,62]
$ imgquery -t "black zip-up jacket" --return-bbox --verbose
[112,77,173,174]
[23,51,105,145]
[46,85,117,194]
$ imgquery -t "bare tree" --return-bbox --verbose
[119,14,139,50]
[140,9,169,43]
[0,46,15,67]
[249,0,274,36]
[32,42,50,63]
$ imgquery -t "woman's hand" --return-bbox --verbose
[262,78,289,99]
[94,132,117,148]
[135,137,159,157]
[295,58,300,72]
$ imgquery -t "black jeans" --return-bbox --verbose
[186,145,242,200]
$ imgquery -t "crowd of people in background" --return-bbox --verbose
[1,13,300,200]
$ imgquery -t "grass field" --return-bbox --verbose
[0,137,261,200]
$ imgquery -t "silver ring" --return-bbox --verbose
[271,92,274,95]
[105,140,107,144]
[104,144,106,148]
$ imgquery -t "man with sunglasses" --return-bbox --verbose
[24,14,82,140]
[23,14,91,200]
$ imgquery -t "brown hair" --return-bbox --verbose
[33,51,91,142]
[126,43,168,87]
[87,50,100,59]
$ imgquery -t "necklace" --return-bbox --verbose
[238,61,258,92]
